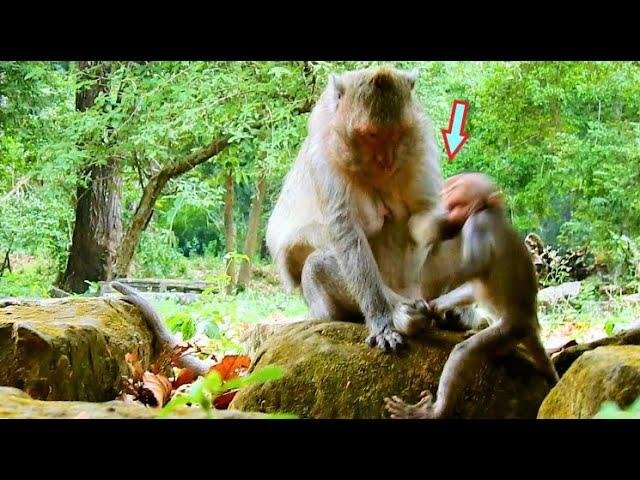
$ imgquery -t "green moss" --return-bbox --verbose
[232,321,551,419]
[539,345,640,419]
[0,298,155,401]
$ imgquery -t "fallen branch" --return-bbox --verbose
[545,339,578,357]
[552,327,640,376]
[49,286,71,298]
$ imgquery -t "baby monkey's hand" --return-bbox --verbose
[392,298,443,337]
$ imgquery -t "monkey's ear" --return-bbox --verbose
[330,73,345,99]
[404,69,419,89]
[487,191,505,208]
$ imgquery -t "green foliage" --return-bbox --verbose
[133,226,189,278]
[164,310,197,340]
[539,275,640,341]
[2,60,640,296]
[0,257,55,297]
[603,319,616,336]
[594,396,640,419]
[159,365,291,418]
[152,263,306,357]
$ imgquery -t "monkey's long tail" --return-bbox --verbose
[110,281,213,377]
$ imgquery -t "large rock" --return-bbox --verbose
[0,297,155,401]
[537,281,582,305]
[0,386,268,419]
[231,320,552,419]
[539,345,640,418]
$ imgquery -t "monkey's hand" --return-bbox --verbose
[365,316,406,352]
[428,298,454,318]
[384,391,439,419]
[392,299,438,337]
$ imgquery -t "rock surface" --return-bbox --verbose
[539,345,640,418]
[0,386,268,419]
[232,320,552,419]
[0,297,155,401]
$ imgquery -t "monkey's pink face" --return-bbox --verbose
[351,124,408,174]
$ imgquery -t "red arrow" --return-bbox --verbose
[441,99,470,161]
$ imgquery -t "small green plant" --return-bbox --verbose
[594,396,640,419]
[165,311,197,340]
[196,252,251,296]
[603,319,616,336]
[83,280,101,296]
[540,247,572,287]
[158,365,296,419]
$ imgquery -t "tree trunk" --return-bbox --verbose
[237,173,267,288]
[223,171,237,295]
[113,137,229,278]
[58,62,123,294]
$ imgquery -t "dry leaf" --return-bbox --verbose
[170,344,196,368]
[151,343,195,374]
[118,393,138,404]
[269,312,285,322]
[140,371,173,407]
[125,352,144,381]
[213,389,238,409]
[209,355,251,381]
[172,367,196,389]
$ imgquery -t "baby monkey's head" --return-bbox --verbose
[438,172,504,240]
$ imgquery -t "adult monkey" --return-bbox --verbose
[266,65,459,351]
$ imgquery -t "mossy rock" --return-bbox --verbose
[0,387,267,419]
[538,345,640,419]
[231,320,552,419]
[0,297,155,401]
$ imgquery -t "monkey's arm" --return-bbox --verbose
[110,282,213,377]
[315,166,404,351]
[458,212,497,280]
[429,282,476,313]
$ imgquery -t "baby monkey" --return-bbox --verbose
[386,173,559,419]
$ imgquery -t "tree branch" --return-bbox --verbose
[163,136,229,178]
[114,136,229,277]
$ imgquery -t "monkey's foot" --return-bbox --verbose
[366,323,406,352]
[384,391,440,419]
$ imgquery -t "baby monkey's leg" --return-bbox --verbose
[386,320,522,419]
[521,334,560,385]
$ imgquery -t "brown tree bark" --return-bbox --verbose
[58,62,123,294]
[113,137,229,278]
[237,173,267,288]
[223,170,237,295]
